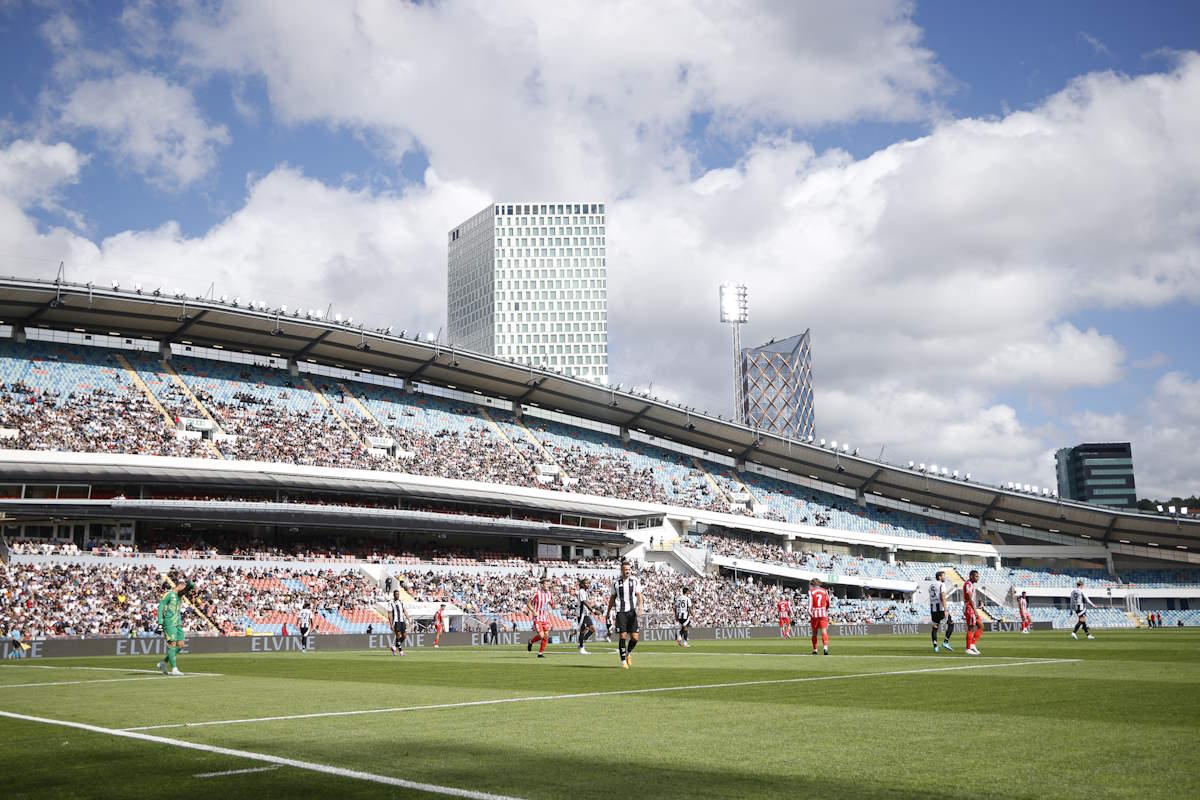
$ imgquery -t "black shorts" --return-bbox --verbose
[676,615,690,627]
[615,611,639,634]
[393,621,407,637]
[931,610,946,624]
[579,614,594,629]
[299,625,310,636]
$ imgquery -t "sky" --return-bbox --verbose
[0,0,1198,500]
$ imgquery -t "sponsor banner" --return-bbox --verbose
[1,620,1053,660]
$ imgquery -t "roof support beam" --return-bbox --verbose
[517,377,547,404]
[980,493,1003,521]
[170,309,209,338]
[738,437,761,461]
[1101,515,1120,544]
[858,467,885,494]
[293,330,333,360]
[624,403,654,429]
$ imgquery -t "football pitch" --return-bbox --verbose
[1,630,1197,799]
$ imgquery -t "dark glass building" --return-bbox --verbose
[1055,442,1137,509]
[740,331,814,439]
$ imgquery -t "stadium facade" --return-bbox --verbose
[740,331,814,440]
[1055,442,1138,509]
[448,201,608,384]
[1,275,1199,638]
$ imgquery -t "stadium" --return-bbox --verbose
[1,274,1198,798]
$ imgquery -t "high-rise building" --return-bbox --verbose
[447,201,608,383]
[1055,442,1137,509]
[740,331,814,439]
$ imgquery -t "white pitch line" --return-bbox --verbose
[194,766,280,779]
[1,674,217,690]
[0,710,522,800]
[124,658,1078,732]
[0,664,167,674]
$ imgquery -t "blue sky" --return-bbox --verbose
[0,1,1197,497]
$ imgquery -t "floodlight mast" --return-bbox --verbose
[719,283,749,424]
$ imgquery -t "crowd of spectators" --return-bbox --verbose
[1,561,164,638]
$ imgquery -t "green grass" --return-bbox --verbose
[1,629,1198,799]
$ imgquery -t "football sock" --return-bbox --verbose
[618,639,627,660]
[166,647,177,669]
[932,625,939,645]
[821,630,829,647]
[1082,622,1090,634]
[812,634,819,649]
[682,628,688,642]
[945,620,954,641]
[539,635,547,653]
[973,630,981,647]
[627,637,638,654]
[1073,621,1082,634]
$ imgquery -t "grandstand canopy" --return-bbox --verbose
[2,275,1198,556]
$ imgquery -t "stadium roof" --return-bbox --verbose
[2,275,1198,557]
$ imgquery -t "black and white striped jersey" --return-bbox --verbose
[674,595,691,620]
[611,576,640,614]
[928,581,946,613]
[576,588,592,622]
[298,608,312,629]
[390,599,407,625]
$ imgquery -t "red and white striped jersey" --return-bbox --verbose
[435,610,444,628]
[531,589,555,623]
[777,600,791,619]
[809,587,829,619]
[964,580,977,609]
[1017,595,1028,613]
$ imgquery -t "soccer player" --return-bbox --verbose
[389,589,409,656]
[808,579,830,655]
[963,569,983,655]
[606,560,642,669]
[155,575,192,676]
[929,571,954,652]
[1018,591,1032,634]
[674,586,692,647]
[526,575,556,658]
[604,605,615,642]
[434,603,445,648]
[576,578,597,655]
[298,601,312,652]
[1069,580,1097,640]
[777,592,792,639]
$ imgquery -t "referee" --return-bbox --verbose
[606,560,643,669]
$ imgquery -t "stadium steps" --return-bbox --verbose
[114,354,176,427]
[304,377,365,447]
[337,383,391,435]
[692,457,732,505]
[511,414,568,476]
[726,470,762,505]
[162,359,227,443]
[479,407,533,470]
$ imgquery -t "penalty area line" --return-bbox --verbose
[194,766,280,779]
[124,658,1079,732]
[0,710,523,800]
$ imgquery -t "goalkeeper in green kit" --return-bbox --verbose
[156,575,194,676]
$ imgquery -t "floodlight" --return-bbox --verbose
[718,283,749,324]
[1169,506,1176,514]
[334,313,343,322]
[908,461,915,468]
[219,295,228,303]
[841,443,849,453]
[930,464,938,473]
[807,435,814,443]
[953,469,959,478]
[965,473,971,481]
[1032,485,1039,494]
[1183,507,1190,515]
[941,467,949,476]
[112,280,119,289]
[1023,484,1031,493]
[280,305,288,314]
[820,439,826,447]
[831,440,838,450]
[1156,504,1164,512]
[919,463,926,472]
[133,283,142,292]
[425,331,437,342]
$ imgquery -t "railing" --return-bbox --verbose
[671,543,710,576]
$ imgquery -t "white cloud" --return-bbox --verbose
[58,73,230,189]
[171,0,943,196]
[0,139,87,207]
